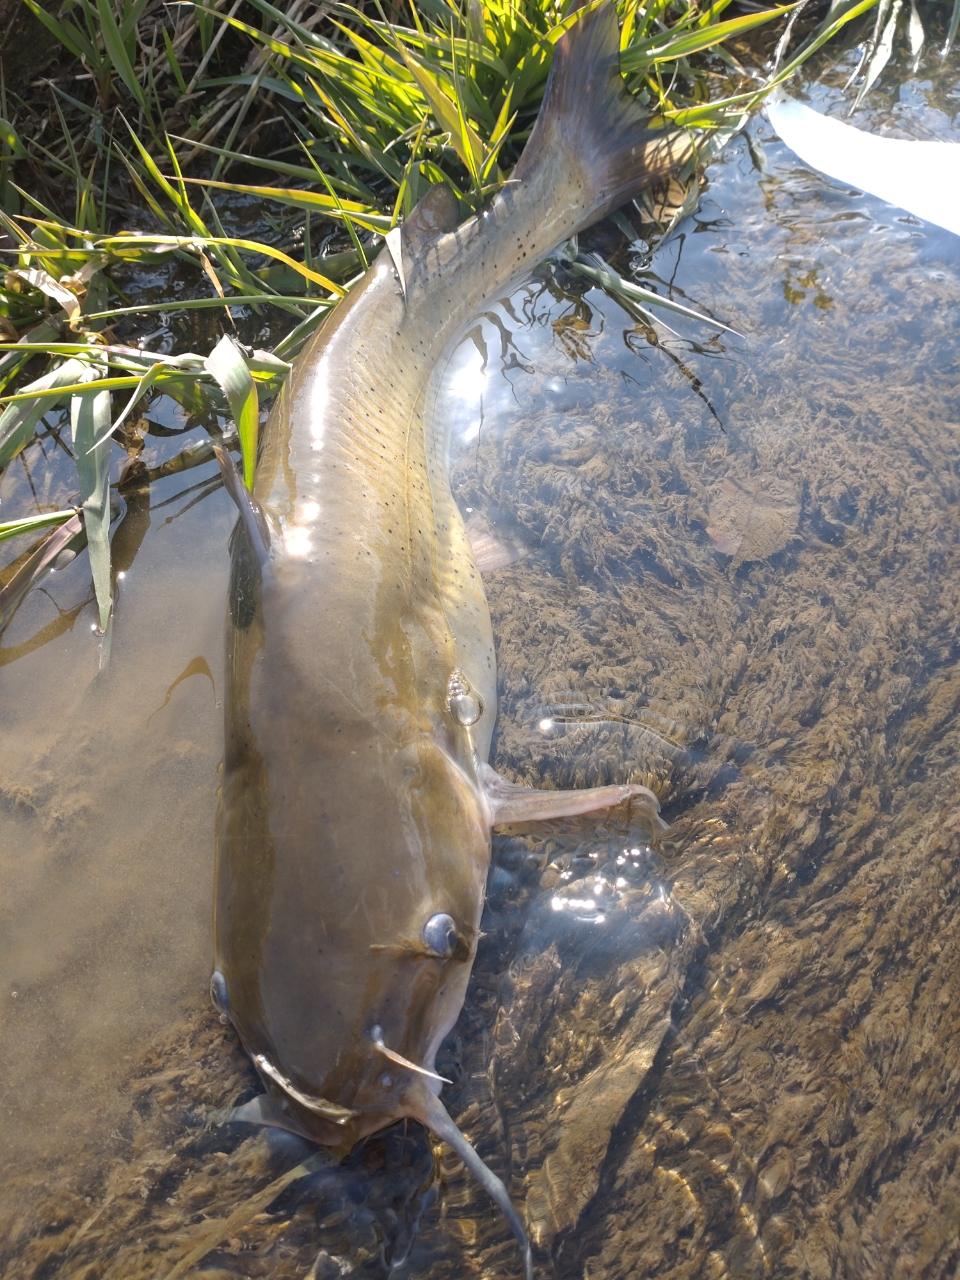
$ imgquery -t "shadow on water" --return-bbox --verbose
[4,45,960,1280]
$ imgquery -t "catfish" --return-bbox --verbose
[213,5,685,1273]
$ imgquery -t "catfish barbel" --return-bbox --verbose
[211,4,684,1273]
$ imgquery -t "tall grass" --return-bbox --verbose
[0,0,900,648]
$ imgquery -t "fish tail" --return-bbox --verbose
[513,0,690,229]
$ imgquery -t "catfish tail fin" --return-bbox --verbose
[513,0,691,230]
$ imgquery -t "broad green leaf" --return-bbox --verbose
[204,335,260,490]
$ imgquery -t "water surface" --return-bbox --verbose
[2,48,960,1280]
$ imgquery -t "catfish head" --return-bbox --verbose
[214,639,491,1151]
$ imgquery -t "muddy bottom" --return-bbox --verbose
[3,51,960,1280]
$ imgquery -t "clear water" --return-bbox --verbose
[2,47,960,1280]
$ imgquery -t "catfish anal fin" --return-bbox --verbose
[214,444,271,567]
[479,762,666,832]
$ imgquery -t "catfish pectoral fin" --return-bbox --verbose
[229,1092,316,1139]
[479,763,666,831]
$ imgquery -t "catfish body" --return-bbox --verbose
[213,2,681,1265]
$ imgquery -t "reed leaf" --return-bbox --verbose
[70,367,113,635]
[204,335,260,490]
[0,509,78,544]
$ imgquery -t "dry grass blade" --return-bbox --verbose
[159,1153,329,1280]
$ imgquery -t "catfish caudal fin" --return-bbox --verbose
[513,0,691,229]
[409,1082,533,1280]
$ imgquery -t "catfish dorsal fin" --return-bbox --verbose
[403,184,459,251]
[512,1,692,229]
[213,444,271,567]
[387,186,461,298]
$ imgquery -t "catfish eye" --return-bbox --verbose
[422,913,458,958]
[210,969,229,1013]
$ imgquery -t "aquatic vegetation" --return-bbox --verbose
[0,0,888,646]
[3,18,960,1276]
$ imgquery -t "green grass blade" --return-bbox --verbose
[70,373,113,634]
[0,509,78,544]
[0,119,27,160]
[95,361,165,449]
[204,335,260,490]
[96,0,148,108]
[571,255,741,335]
[0,513,86,633]
[174,180,393,233]
[80,295,319,320]
[943,0,960,52]
[20,0,95,61]
[0,377,143,409]
[622,5,796,73]
[0,358,90,467]
[99,229,347,294]
[163,26,189,95]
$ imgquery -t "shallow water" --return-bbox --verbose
[2,47,960,1280]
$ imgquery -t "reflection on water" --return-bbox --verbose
[3,52,960,1280]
